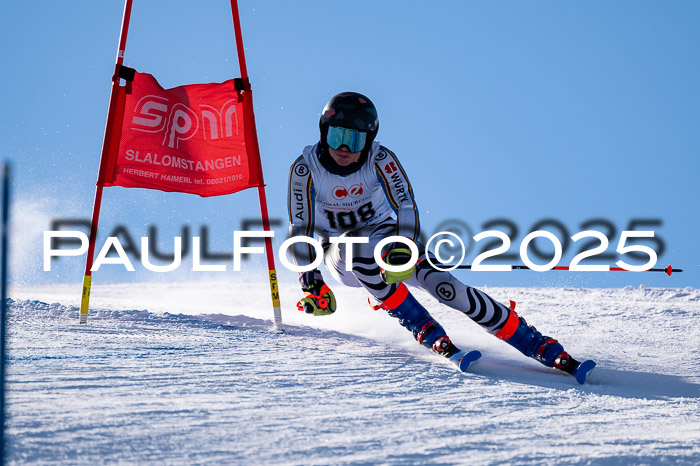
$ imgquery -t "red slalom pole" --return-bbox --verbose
[230,0,283,332]
[79,0,134,324]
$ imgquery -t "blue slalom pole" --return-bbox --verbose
[1,162,10,464]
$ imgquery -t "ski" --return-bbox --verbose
[571,359,597,385]
[447,349,482,373]
[442,349,595,384]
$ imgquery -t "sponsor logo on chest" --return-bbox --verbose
[322,183,372,210]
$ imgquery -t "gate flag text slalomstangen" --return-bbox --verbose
[101,71,261,197]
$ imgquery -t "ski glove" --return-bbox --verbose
[380,247,415,284]
[297,270,337,316]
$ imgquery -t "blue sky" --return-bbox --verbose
[1,0,698,289]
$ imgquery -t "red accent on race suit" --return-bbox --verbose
[380,282,409,310]
[494,309,520,341]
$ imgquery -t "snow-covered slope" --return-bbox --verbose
[5,282,700,464]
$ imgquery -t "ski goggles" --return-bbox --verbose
[326,126,367,153]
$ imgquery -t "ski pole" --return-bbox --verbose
[423,263,682,276]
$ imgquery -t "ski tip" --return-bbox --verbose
[458,350,482,372]
[574,360,596,385]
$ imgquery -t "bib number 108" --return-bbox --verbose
[324,202,376,230]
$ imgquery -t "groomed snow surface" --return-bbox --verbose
[6,281,700,464]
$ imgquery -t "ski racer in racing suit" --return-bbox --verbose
[287,92,595,382]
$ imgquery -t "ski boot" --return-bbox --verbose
[495,309,596,384]
[376,283,481,371]
[376,283,448,352]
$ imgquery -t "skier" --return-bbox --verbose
[287,91,595,383]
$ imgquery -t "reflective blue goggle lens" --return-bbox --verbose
[326,126,367,153]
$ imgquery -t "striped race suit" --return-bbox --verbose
[287,142,512,335]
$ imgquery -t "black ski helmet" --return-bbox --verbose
[318,92,379,174]
[320,92,379,135]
